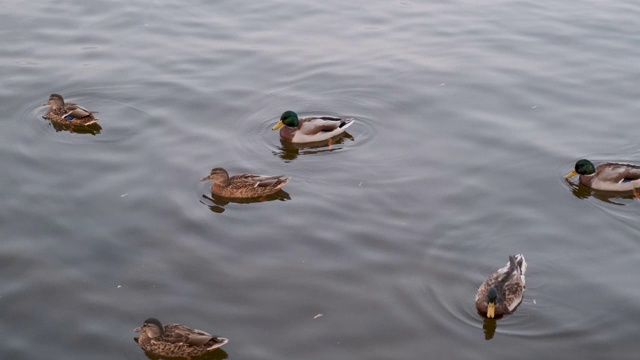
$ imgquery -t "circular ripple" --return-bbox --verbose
[233,107,378,163]
[20,89,151,147]
[559,152,640,224]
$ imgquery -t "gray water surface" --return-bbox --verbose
[1,1,640,359]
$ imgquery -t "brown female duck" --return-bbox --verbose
[43,93,99,127]
[134,318,228,359]
[200,167,289,198]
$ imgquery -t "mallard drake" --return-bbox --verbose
[475,254,527,319]
[565,159,640,191]
[200,167,289,198]
[272,110,354,143]
[134,318,228,359]
[43,93,99,127]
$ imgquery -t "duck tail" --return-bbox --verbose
[339,118,355,129]
[511,254,526,275]
[208,337,229,350]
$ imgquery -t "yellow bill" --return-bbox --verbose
[564,169,578,179]
[487,302,495,319]
[272,120,284,130]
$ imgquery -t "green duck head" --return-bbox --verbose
[565,159,596,178]
[272,110,299,130]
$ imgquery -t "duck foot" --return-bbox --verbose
[328,138,333,149]
[632,188,640,199]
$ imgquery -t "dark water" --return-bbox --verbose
[2,1,640,359]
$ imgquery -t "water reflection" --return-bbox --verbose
[478,309,527,340]
[133,338,229,360]
[201,191,291,213]
[133,344,229,360]
[565,179,638,205]
[141,349,229,360]
[482,318,497,340]
[273,132,354,162]
[45,117,103,135]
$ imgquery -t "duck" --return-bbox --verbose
[475,254,526,319]
[200,167,289,198]
[565,159,640,192]
[43,93,99,127]
[272,110,354,143]
[134,318,228,359]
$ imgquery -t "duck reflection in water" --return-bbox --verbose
[274,132,354,162]
[482,318,497,340]
[48,119,102,135]
[566,178,640,205]
[134,341,229,360]
[201,191,291,213]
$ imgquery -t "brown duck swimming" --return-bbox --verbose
[43,93,99,127]
[200,167,289,198]
[475,254,527,319]
[272,110,354,143]
[565,159,640,192]
[134,318,228,359]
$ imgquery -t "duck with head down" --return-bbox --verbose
[134,318,228,359]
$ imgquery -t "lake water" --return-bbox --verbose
[1,1,640,359]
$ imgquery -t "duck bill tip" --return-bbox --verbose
[272,121,284,130]
[487,302,496,318]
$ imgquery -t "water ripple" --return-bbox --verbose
[21,88,150,146]
[233,110,377,164]
[559,153,640,228]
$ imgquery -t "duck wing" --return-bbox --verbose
[231,174,289,188]
[619,164,640,181]
[63,102,97,119]
[298,117,353,135]
[596,162,640,182]
[163,324,215,346]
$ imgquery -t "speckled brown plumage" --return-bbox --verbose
[135,318,228,358]
[475,254,526,318]
[200,167,289,198]
[43,93,99,127]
